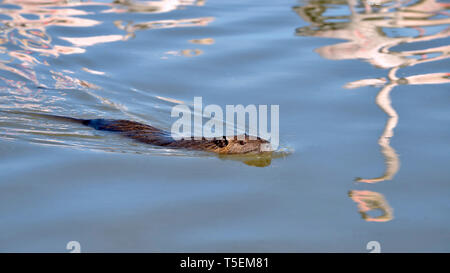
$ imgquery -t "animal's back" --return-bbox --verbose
[83,119,174,146]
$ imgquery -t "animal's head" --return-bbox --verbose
[211,135,272,154]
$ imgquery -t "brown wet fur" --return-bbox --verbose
[84,119,270,155]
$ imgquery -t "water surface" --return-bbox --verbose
[0,0,449,252]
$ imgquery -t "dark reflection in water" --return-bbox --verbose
[294,0,449,221]
[218,152,290,168]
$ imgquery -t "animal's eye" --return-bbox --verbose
[239,141,245,145]
[214,139,229,148]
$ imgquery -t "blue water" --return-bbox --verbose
[0,0,449,252]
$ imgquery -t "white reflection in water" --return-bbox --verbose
[295,0,449,221]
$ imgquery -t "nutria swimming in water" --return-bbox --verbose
[25,113,271,155]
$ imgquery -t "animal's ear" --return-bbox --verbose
[214,139,229,148]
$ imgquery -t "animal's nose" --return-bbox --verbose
[260,143,273,152]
